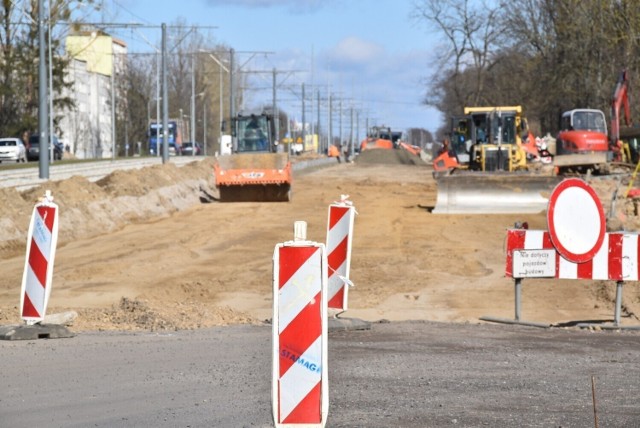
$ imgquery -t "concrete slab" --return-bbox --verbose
[0,323,75,341]
[328,317,372,332]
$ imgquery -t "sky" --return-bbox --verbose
[90,0,444,135]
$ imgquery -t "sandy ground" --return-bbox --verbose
[1,151,640,331]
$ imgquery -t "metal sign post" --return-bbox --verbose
[484,179,640,329]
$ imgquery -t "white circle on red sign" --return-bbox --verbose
[547,178,605,263]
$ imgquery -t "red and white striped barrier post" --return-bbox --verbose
[20,190,59,325]
[505,229,640,282]
[326,195,356,311]
[272,221,328,427]
[485,178,638,328]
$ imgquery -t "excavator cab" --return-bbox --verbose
[556,109,609,156]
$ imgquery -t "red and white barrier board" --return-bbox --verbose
[505,229,640,281]
[326,197,356,310]
[20,191,59,324]
[272,239,328,427]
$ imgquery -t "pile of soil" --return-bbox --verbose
[0,159,216,256]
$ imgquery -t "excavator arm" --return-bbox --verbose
[611,69,632,148]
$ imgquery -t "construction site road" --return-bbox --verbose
[1,321,639,427]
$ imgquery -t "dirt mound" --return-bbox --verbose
[0,187,33,246]
[0,159,217,256]
[96,159,213,197]
[355,148,427,166]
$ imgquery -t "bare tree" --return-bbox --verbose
[413,0,505,115]
[0,0,97,138]
[500,0,640,134]
[415,0,640,136]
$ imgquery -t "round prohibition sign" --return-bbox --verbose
[547,178,605,264]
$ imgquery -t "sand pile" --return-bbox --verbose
[0,159,217,257]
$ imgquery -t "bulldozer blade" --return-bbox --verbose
[433,173,562,214]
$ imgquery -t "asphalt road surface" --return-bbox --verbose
[2,321,640,427]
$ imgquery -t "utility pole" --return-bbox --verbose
[191,53,196,155]
[350,106,354,159]
[47,5,54,163]
[229,48,235,134]
[203,48,273,152]
[111,55,116,159]
[328,94,333,149]
[317,89,321,153]
[203,102,207,156]
[356,110,360,150]
[272,68,278,143]
[156,52,160,157]
[339,99,343,148]
[161,23,169,163]
[301,83,306,150]
[38,0,49,178]
[199,49,229,154]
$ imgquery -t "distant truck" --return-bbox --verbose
[148,119,188,156]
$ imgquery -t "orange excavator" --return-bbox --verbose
[554,69,639,173]
[213,112,292,202]
[610,69,640,164]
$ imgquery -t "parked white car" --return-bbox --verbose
[0,138,27,163]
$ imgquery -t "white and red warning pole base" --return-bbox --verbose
[272,221,329,427]
[20,190,59,325]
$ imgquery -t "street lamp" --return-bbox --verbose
[203,101,207,156]
[191,91,206,156]
[199,49,230,153]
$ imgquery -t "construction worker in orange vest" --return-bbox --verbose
[328,144,341,163]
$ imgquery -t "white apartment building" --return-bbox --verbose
[59,32,126,159]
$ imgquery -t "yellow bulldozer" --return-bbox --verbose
[433,106,538,173]
[432,106,560,214]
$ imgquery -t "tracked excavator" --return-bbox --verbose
[432,106,560,214]
[213,112,292,202]
[554,70,640,174]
